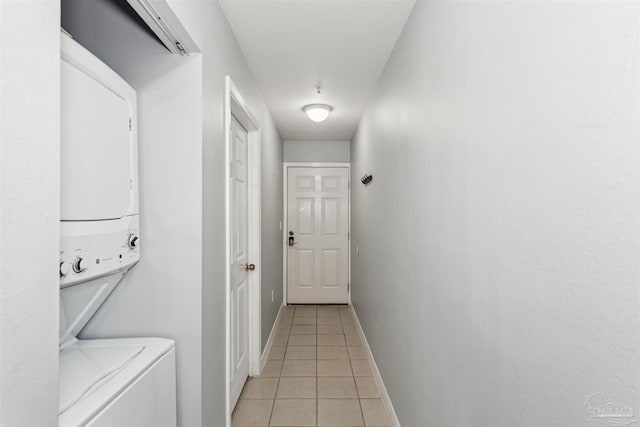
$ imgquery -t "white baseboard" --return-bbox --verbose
[259,303,284,373]
[350,305,401,427]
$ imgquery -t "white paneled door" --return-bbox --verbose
[230,116,251,409]
[287,167,349,304]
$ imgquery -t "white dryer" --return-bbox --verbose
[59,32,176,427]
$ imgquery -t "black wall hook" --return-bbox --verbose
[361,174,373,185]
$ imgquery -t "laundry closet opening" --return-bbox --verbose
[61,1,203,426]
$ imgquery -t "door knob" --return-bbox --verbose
[245,263,256,271]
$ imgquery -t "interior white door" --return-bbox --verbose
[230,116,250,409]
[287,167,349,304]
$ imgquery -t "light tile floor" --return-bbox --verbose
[232,305,392,427]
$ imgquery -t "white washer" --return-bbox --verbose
[60,32,176,427]
[59,337,176,427]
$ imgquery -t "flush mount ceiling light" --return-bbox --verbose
[303,104,333,123]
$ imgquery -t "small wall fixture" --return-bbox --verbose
[361,174,373,185]
[303,104,333,123]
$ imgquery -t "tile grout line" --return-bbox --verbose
[316,312,318,427]
[267,367,279,426]
[267,314,288,427]
[346,318,366,427]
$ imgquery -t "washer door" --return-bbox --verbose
[58,343,144,415]
[61,59,132,221]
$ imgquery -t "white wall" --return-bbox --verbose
[261,113,285,351]
[351,2,639,426]
[284,140,350,163]
[0,1,60,425]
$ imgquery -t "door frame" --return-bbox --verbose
[282,162,351,306]
[225,76,262,425]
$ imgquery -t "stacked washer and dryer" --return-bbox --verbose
[59,33,177,426]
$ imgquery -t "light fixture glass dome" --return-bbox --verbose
[303,104,333,123]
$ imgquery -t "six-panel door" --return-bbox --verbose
[287,167,349,304]
[230,116,249,409]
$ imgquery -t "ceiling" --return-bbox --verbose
[219,0,415,141]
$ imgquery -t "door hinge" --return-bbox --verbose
[128,117,132,131]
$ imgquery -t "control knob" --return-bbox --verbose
[128,233,139,250]
[60,262,71,277]
[73,257,88,273]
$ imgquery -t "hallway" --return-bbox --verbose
[232,305,391,427]
[1,0,638,426]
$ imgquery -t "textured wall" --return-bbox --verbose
[0,1,60,425]
[351,2,639,426]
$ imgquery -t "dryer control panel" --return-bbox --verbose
[59,215,140,288]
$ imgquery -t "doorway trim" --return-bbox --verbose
[282,162,351,306]
[225,76,262,426]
